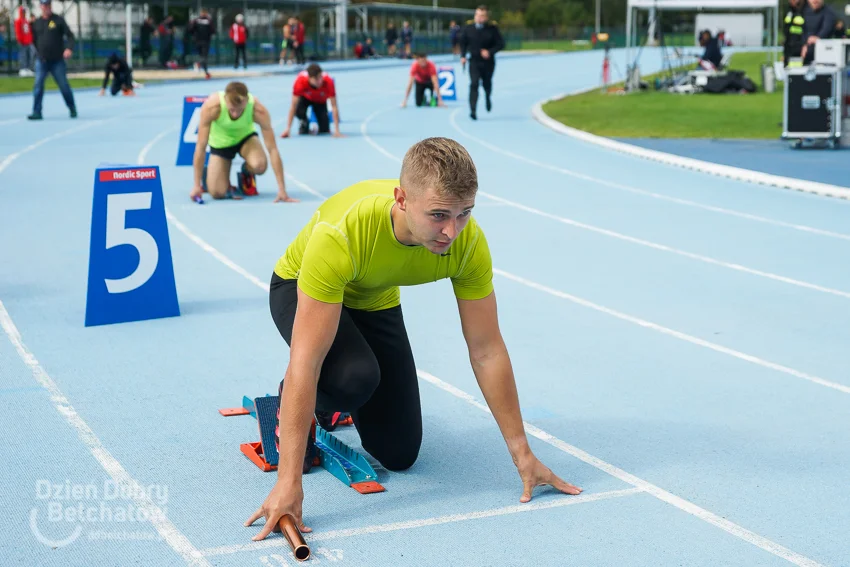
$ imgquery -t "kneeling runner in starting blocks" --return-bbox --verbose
[220,395,384,494]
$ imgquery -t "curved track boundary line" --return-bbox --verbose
[530,93,850,201]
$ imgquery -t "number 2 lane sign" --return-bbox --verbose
[438,67,457,101]
[85,165,180,327]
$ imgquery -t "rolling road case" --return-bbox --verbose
[782,65,847,149]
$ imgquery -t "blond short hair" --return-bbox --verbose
[400,137,478,200]
[225,81,249,105]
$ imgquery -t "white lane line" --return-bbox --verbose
[482,192,850,300]
[200,488,643,556]
[1,104,174,176]
[451,108,850,242]
[0,301,212,567]
[148,147,826,565]
[0,121,105,174]
[361,110,850,301]
[493,268,850,395]
[417,371,825,567]
[138,126,176,164]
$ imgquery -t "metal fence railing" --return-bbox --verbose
[1,24,726,75]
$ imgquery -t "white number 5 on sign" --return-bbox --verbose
[105,192,159,293]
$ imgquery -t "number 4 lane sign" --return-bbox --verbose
[176,96,209,166]
[85,165,180,327]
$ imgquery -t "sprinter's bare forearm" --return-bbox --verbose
[470,348,531,462]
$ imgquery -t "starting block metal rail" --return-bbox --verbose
[220,395,385,494]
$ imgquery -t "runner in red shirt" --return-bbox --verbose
[401,53,444,108]
[281,63,342,138]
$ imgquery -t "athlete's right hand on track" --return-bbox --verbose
[516,452,582,503]
[245,479,311,541]
[189,185,203,202]
[280,129,291,138]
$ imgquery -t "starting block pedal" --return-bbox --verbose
[218,394,267,418]
[223,395,384,493]
[315,424,384,494]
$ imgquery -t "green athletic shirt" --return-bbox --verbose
[274,179,494,311]
[208,91,255,149]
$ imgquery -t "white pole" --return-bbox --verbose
[126,2,133,68]
[595,0,600,36]
[626,6,632,76]
[335,0,347,58]
[647,6,656,46]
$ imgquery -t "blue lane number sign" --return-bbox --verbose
[438,66,457,101]
[85,166,180,327]
[176,96,209,166]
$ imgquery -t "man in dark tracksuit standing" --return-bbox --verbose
[29,0,77,120]
[459,5,505,121]
[191,10,215,79]
[800,0,836,65]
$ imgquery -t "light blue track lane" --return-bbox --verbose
[1,49,848,567]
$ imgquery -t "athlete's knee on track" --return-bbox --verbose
[369,432,422,471]
[246,154,267,175]
[207,181,230,199]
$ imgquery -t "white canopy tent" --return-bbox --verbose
[625,0,780,69]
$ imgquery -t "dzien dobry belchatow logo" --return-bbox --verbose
[29,479,168,548]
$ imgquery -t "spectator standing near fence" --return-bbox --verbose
[449,21,461,57]
[231,14,249,69]
[28,0,76,121]
[783,0,806,67]
[400,21,413,58]
[385,22,398,56]
[139,17,155,66]
[158,16,174,68]
[290,16,305,65]
[15,6,35,77]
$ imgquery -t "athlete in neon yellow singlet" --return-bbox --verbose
[246,137,583,542]
[190,81,297,203]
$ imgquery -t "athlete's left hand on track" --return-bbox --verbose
[333,131,344,138]
[274,192,299,203]
[516,453,582,502]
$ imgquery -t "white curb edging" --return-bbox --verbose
[530,91,850,201]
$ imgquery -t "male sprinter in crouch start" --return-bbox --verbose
[189,81,297,203]
[246,137,582,540]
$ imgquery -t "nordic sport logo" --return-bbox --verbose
[29,479,168,548]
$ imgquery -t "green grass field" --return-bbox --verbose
[542,51,783,139]
[0,76,105,94]
[518,39,593,52]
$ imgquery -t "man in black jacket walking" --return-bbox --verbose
[190,9,215,79]
[29,0,77,120]
[459,5,505,120]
